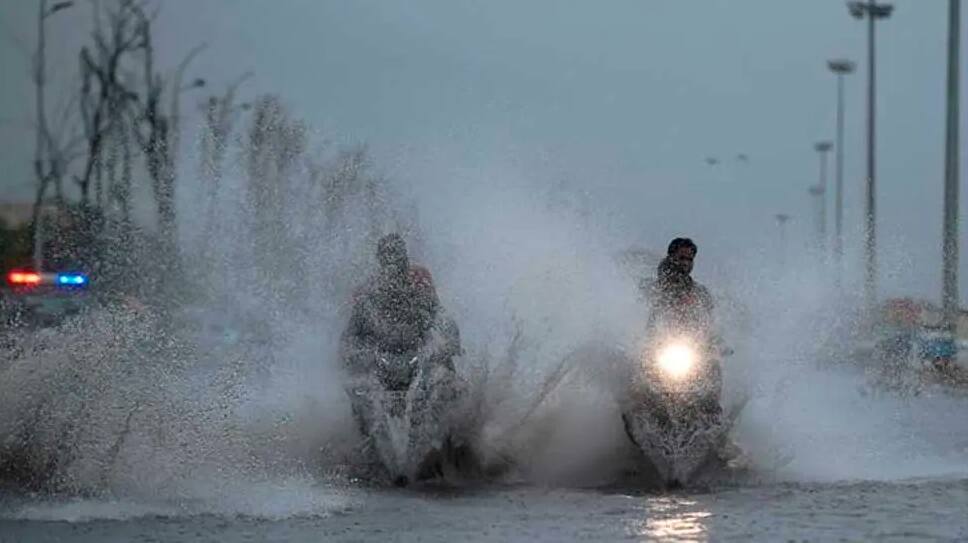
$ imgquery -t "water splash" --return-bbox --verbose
[3,109,968,524]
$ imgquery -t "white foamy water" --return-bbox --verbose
[2,96,967,540]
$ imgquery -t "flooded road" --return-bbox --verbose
[3,478,967,542]
[3,296,968,543]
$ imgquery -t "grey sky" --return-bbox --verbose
[0,0,965,301]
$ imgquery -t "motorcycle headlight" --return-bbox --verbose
[655,343,697,380]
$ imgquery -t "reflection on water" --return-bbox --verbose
[629,497,711,542]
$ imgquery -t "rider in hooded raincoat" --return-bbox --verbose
[340,234,460,384]
[339,234,465,478]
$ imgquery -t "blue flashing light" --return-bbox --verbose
[57,273,88,286]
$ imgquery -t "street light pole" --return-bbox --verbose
[848,0,893,312]
[814,141,834,258]
[31,0,75,271]
[775,213,791,268]
[828,59,856,278]
[808,185,825,252]
[942,0,961,337]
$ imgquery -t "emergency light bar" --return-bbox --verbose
[6,270,88,288]
[7,271,41,285]
[57,273,88,285]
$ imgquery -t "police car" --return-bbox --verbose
[1,269,91,329]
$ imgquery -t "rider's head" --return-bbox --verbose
[666,237,697,276]
[377,233,409,277]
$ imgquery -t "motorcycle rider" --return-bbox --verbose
[339,234,467,482]
[645,237,714,334]
[341,233,460,386]
[632,237,747,471]
[644,237,727,416]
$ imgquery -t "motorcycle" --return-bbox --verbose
[345,318,477,486]
[621,324,737,488]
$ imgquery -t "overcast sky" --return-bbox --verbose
[1,0,965,301]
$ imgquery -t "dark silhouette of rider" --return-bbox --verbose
[339,234,474,485]
[341,233,459,386]
[646,237,714,333]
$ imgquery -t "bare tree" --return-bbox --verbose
[118,2,205,259]
[199,73,251,242]
[75,0,143,208]
[243,94,307,283]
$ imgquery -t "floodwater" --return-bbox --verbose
[3,296,968,542]
[2,478,967,542]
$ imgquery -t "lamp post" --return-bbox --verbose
[847,0,893,312]
[32,0,75,271]
[828,59,856,277]
[775,213,791,268]
[942,0,961,339]
[808,185,825,252]
[814,141,834,257]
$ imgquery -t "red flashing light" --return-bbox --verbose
[7,271,41,286]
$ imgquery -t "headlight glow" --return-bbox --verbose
[656,343,697,379]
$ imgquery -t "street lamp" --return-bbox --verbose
[847,0,893,312]
[808,185,826,256]
[828,59,855,278]
[814,141,834,257]
[775,213,791,268]
[942,0,961,338]
[45,2,74,17]
[179,78,207,92]
[32,0,75,270]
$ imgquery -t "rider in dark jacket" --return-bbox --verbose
[645,238,714,334]
[647,238,729,419]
